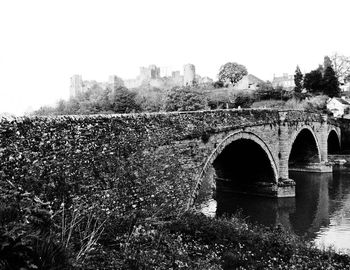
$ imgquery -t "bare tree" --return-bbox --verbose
[330,53,350,81]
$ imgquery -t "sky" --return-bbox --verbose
[1,0,350,115]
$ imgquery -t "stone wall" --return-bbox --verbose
[0,110,281,216]
[0,109,335,216]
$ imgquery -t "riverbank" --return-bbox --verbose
[2,186,350,269]
[79,211,350,269]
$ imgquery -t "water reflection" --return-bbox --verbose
[205,169,350,252]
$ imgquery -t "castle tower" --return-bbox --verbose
[70,75,83,97]
[183,64,196,86]
[148,65,160,79]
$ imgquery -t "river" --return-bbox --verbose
[201,168,350,254]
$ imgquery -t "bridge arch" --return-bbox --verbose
[288,126,321,165]
[328,128,341,154]
[191,130,278,205]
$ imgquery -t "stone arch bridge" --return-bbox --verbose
[0,109,342,215]
[192,110,341,203]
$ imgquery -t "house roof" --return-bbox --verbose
[333,97,350,105]
[246,74,265,84]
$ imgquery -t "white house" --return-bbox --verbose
[233,74,265,91]
[326,97,350,117]
[272,73,295,90]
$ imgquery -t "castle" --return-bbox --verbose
[123,63,208,89]
[70,63,213,97]
[69,75,124,98]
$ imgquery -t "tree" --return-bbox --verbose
[218,62,248,86]
[231,91,254,108]
[330,53,350,81]
[324,56,332,70]
[108,87,140,113]
[213,80,224,88]
[322,66,340,97]
[135,87,166,112]
[164,87,208,112]
[294,66,303,93]
[303,69,323,93]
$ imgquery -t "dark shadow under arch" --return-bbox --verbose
[213,138,275,192]
[328,130,341,154]
[289,129,320,166]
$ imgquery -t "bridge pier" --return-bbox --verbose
[278,112,296,197]
[288,163,333,173]
[320,115,328,163]
[216,178,296,198]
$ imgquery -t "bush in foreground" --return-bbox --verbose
[2,180,350,269]
[82,211,350,269]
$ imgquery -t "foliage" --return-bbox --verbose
[4,179,350,270]
[134,87,167,112]
[251,100,286,109]
[303,95,330,113]
[213,80,224,88]
[294,65,303,93]
[323,66,340,97]
[303,69,323,93]
[60,202,106,267]
[218,62,248,86]
[255,83,293,101]
[302,58,340,97]
[81,211,350,269]
[324,56,332,70]
[281,95,329,113]
[108,87,140,113]
[251,95,328,113]
[0,179,108,269]
[32,86,140,116]
[230,91,255,108]
[0,181,70,269]
[330,52,350,81]
[164,87,209,111]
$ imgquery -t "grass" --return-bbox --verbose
[80,211,350,269]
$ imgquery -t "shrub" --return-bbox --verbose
[0,181,70,269]
[164,87,209,111]
[251,100,286,109]
[231,91,255,108]
[303,95,329,113]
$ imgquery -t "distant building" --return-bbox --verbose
[125,65,185,89]
[327,97,350,117]
[70,75,83,97]
[339,80,350,92]
[184,64,196,86]
[172,71,181,78]
[73,63,210,92]
[125,65,162,88]
[198,76,214,84]
[233,74,264,91]
[272,73,295,90]
[70,74,124,98]
[160,66,171,77]
[140,65,160,81]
